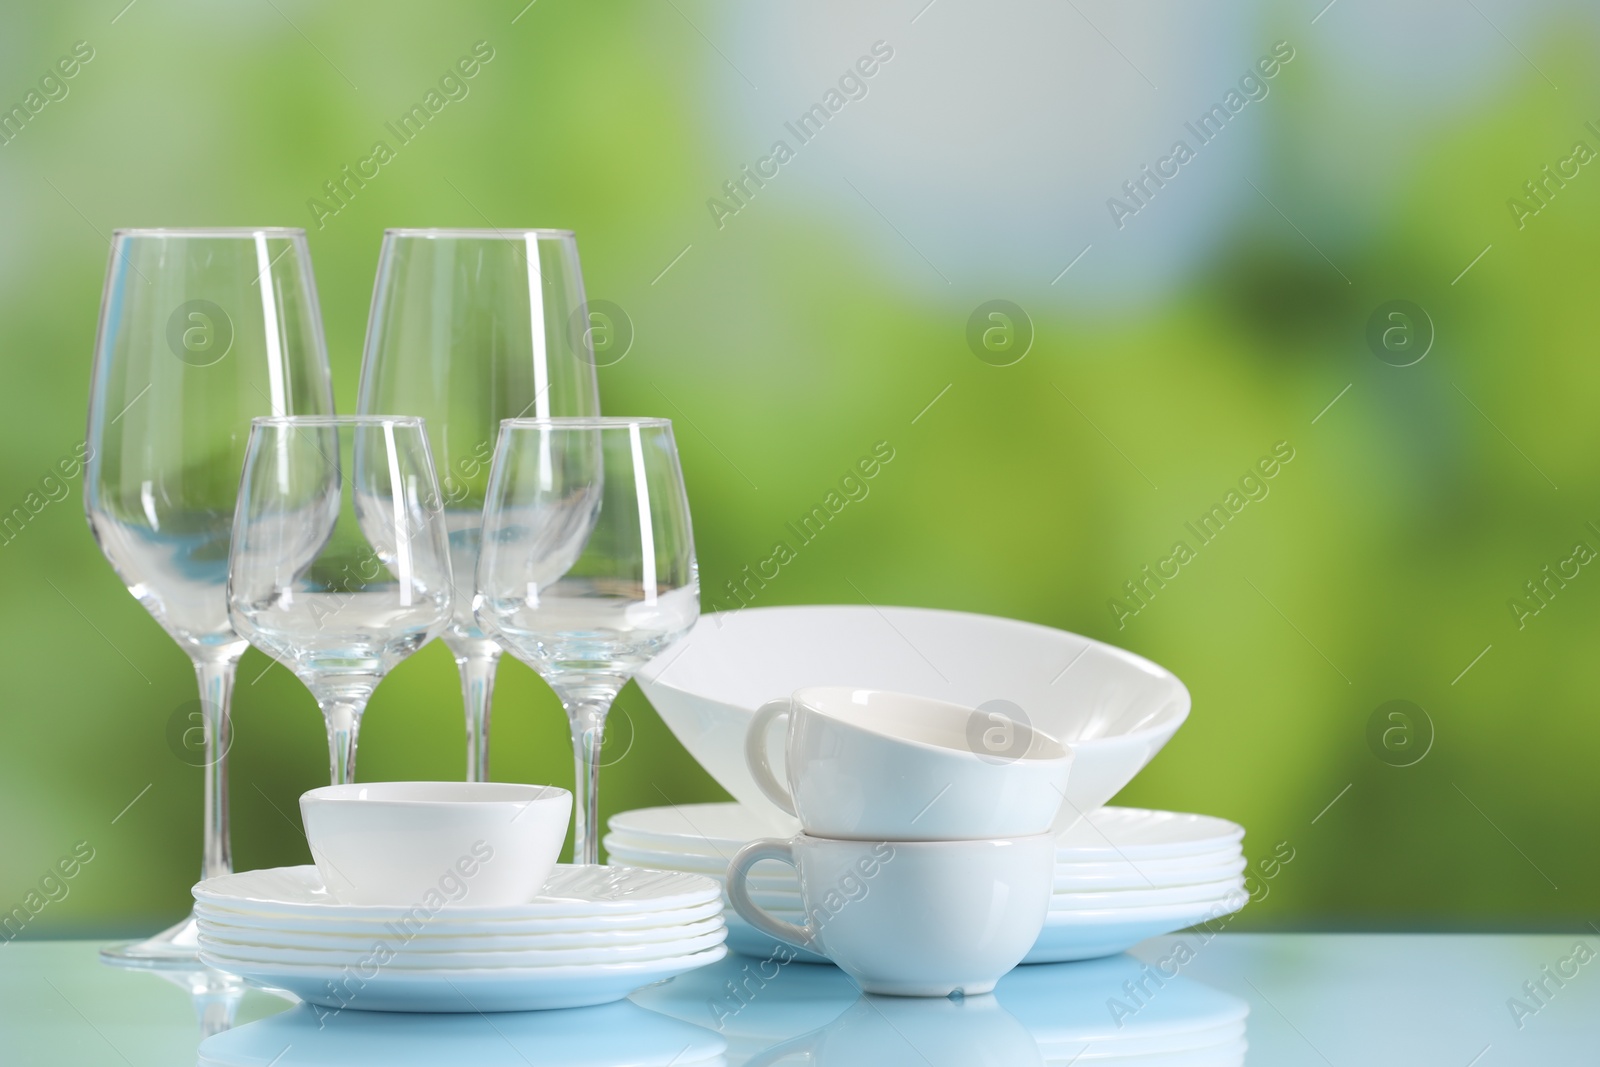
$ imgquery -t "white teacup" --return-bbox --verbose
[745,687,1072,840]
[299,781,571,907]
[726,832,1055,996]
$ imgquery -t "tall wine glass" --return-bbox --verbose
[476,418,699,863]
[227,416,454,784]
[85,228,334,964]
[358,229,601,782]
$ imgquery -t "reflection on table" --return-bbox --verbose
[633,952,1248,1065]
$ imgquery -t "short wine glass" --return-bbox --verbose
[475,418,699,864]
[358,228,602,782]
[227,416,453,784]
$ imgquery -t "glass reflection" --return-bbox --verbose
[195,998,725,1067]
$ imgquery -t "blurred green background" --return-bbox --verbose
[1,0,1596,936]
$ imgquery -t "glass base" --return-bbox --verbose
[99,912,203,969]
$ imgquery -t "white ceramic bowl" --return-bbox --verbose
[637,606,1190,830]
[299,782,571,907]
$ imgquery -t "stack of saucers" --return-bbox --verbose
[195,864,727,1012]
[603,804,825,964]
[604,803,1247,966]
[1030,807,1247,964]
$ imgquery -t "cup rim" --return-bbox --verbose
[789,686,1071,763]
[300,782,571,808]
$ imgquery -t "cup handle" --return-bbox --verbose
[745,698,797,816]
[726,837,816,952]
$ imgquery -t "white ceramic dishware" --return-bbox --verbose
[198,946,728,1013]
[193,864,721,923]
[195,914,725,951]
[727,833,1055,996]
[1056,807,1244,859]
[193,863,729,1012]
[197,927,727,970]
[745,687,1072,841]
[299,782,571,907]
[1024,892,1249,964]
[1054,854,1247,891]
[1048,878,1246,911]
[636,606,1189,830]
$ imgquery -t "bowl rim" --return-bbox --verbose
[300,782,570,807]
[639,604,1191,745]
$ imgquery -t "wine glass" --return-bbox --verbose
[227,416,454,785]
[476,418,699,864]
[85,227,335,964]
[358,228,601,782]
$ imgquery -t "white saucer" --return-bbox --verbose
[608,805,792,858]
[195,864,720,922]
[195,913,725,951]
[1054,851,1246,890]
[198,926,728,970]
[198,945,728,1012]
[195,897,726,936]
[1023,894,1248,964]
[1056,808,1244,859]
[1050,878,1246,912]
[610,803,1245,863]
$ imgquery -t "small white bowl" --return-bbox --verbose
[299,782,571,907]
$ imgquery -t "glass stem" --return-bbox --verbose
[194,656,239,883]
[454,649,501,783]
[565,696,613,866]
[321,699,367,786]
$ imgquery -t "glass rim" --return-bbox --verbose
[250,415,426,427]
[384,227,576,239]
[112,227,307,238]
[499,417,671,431]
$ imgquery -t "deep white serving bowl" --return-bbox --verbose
[636,606,1190,830]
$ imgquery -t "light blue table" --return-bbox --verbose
[2,934,1595,1064]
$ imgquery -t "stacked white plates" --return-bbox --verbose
[603,804,1247,966]
[1030,807,1247,965]
[194,864,727,1012]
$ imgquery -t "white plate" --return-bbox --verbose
[610,803,1242,863]
[194,897,725,936]
[608,805,790,855]
[195,913,725,951]
[1023,895,1248,964]
[1056,808,1244,860]
[602,840,796,887]
[199,926,728,970]
[1057,845,1243,876]
[1055,855,1246,891]
[197,999,727,1067]
[199,945,728,1012]
[721,908,832,965]
[1050,878,1246,912]
[194,864,720,922]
